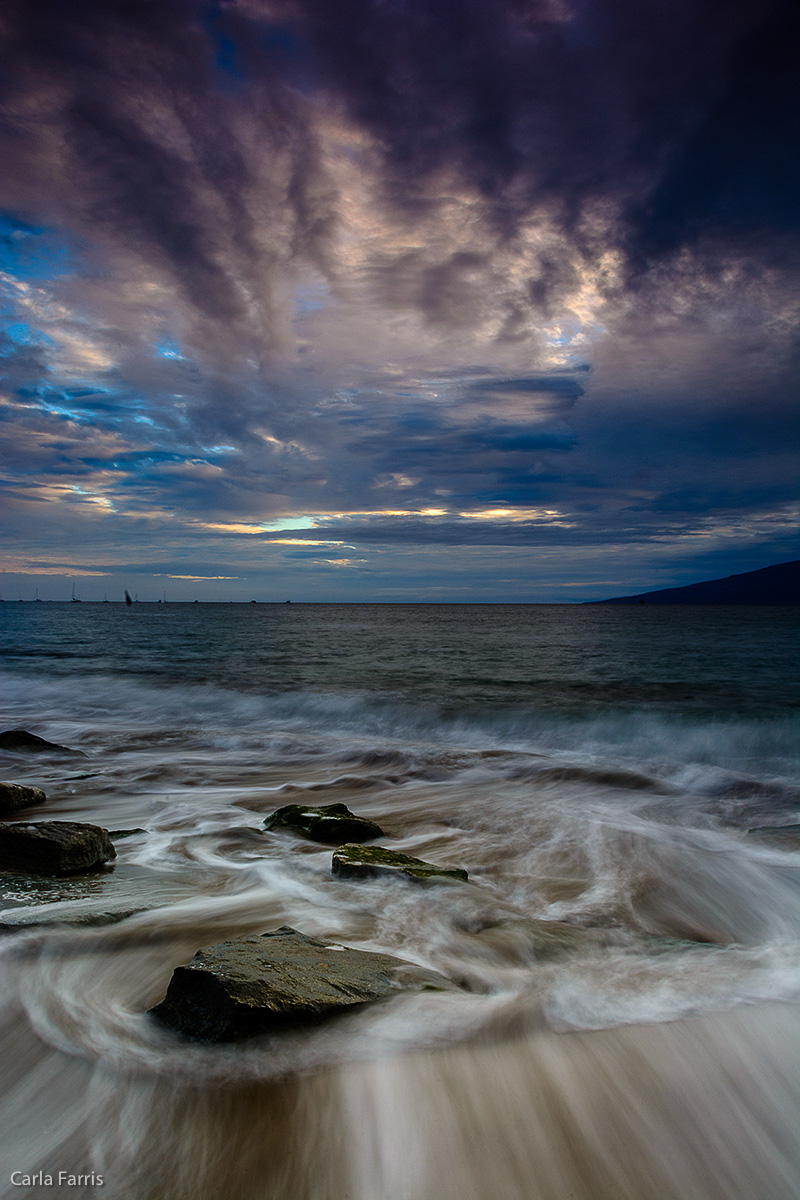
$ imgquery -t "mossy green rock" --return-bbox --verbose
[332,843,468,884]
[0,782,47,818]
[264,802,384,844]
[150,925,452,1042]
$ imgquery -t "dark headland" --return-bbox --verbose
[590,560,799,605]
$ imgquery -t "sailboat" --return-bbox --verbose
[71,582,81,602]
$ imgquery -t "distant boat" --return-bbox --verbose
[34,589,41,602]
[124,590,133,606]
[71,582,81,602]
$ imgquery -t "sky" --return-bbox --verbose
[0,0,798,602]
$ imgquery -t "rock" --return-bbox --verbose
[108,827,149,840]
[0,862,200,934]
[331,843,468,884]
[0,729,84,756]
[264,802,384,844]
[640,933,715,952]
[150,925,452,1042]
[746,824,800,847]
[0,899,152,933]
[0,782,47,818]
[469,917,612,963]
[0,821,116,875]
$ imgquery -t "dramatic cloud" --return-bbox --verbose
[0,0,797,599]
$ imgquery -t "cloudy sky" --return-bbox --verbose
[1,0,797,601]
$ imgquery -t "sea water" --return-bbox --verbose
[0,603,798,1199]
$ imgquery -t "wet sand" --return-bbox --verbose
[0,992,796,1200]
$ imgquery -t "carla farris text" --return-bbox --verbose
[10,1172,104,1187]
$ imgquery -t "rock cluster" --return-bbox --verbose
[262,800,468,884]
[0,782,469,1044]
[147,805,471,1040]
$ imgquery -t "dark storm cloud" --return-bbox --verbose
[296,0,798,267]
[0,0,334,356]
[1,0,797,348]
[349,419,575,467]
[624,6,800,266]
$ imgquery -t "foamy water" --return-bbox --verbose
[0,603,798,1197]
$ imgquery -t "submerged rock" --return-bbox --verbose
[0,862,201,934]
[468,917,615,963]
[150,925,452,1042]
[0,821,116,875]
[746,824,800,847]
[0,729,83,756]
[0,898,152,933]
[331,843,468,884]
[0,782,47,818]
[264,802,384,844]
[640,933,717,952]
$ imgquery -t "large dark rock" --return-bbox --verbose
[150,925,452,1042]
[0,782,46,817]
[0,821,116,875]
[264,802,384,844]
[0,729,83,756]
[332,843,468,884]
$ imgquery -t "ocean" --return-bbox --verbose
[0,602,798,1199]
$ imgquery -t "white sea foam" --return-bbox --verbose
[0,607,797,1197]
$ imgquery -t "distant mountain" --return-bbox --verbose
[591,561,800,605]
